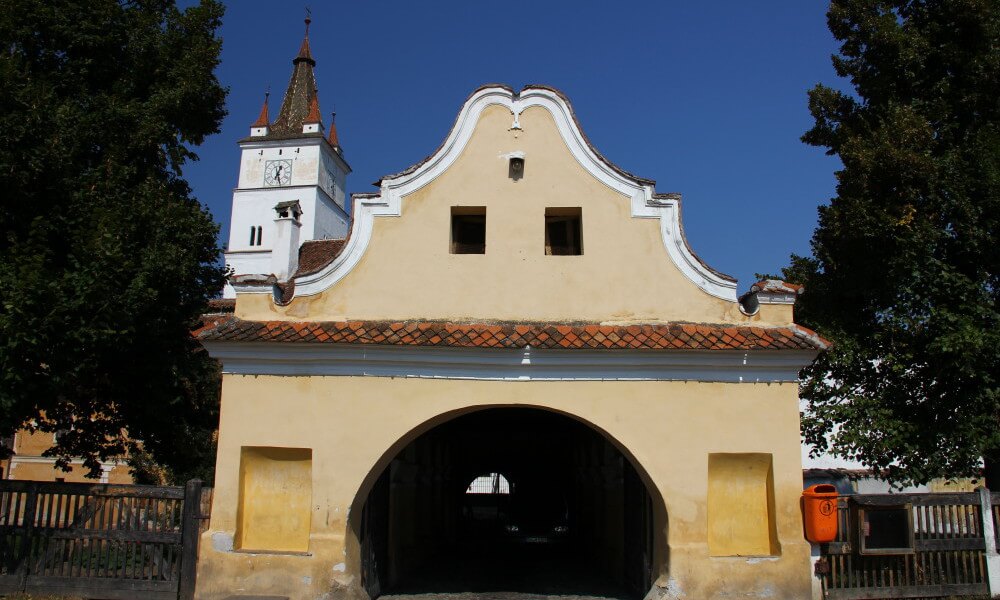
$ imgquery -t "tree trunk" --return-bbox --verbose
[984,451,1000,491]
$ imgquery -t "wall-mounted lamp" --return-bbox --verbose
[506,151,525,181]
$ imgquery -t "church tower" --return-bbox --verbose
[223,17,350,298]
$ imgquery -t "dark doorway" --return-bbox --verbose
[359,408,654,599]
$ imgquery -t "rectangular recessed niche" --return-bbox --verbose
[707,453,780,556]
[236,446,312,553]
[451,207,486,254]
[545,207,582,255]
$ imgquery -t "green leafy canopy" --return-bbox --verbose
[790,0,1000,487]
[0,0,228,482]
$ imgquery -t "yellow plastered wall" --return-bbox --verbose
[8,430,133,483]
[236,104,795,327]
[236,446,313,553]
[195,375,812,600]
[708,453,780,556]
[15,430,58,455]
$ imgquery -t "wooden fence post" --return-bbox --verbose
[979,486,1000,596]
[179,479,203,600]
[16,482,39,592]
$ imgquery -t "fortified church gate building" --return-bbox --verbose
[197,22,828,600]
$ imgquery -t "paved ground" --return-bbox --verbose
[382,593,630,600]
[380,543,634,600]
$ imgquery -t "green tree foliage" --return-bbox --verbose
[791,0,1000,487]
[0,0,227,483]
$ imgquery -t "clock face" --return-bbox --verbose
[263,159,292,187]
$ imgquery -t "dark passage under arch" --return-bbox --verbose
[360,408,655,599]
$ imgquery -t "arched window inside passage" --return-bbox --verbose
[465,472,511,494]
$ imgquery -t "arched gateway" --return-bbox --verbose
[351,407,662,599]
[195,24,827,600]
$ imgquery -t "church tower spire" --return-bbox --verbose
[222,15,351,298]
[296,15,315,64]
[270,16,320,137]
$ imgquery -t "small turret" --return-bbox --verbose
[303,93,323,134]
[250,91,270,137]
[328,111,341,154]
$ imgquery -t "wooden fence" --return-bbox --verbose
[818,488,1000,599]
[0,479,210,600]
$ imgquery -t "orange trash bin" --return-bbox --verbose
[802,484,839,543]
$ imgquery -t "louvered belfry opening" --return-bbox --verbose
[359,408,655,600]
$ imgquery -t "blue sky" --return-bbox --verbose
[184,1,845,293]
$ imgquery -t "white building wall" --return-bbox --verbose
[314,193,348,240]
[223,137,350,298]
[318,150,348,210]
[800,398,932,493]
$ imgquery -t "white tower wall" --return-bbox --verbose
[223,137,350,298]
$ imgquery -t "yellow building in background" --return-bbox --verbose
[195,25,827,600]
[2,429,132,484]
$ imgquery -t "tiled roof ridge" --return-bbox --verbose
[198,316,831,351]
[206,298,236,312]
[803,468,875,479]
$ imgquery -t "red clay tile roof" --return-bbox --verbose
[304,94,322,124]
[268,22,318,139]
[328,112,340,150]
[251,93,269,128]
[206,298,236,313]
[198,317,830,351]
[294,238,348,277]
[296,19,314,65]
[752,280,803,294]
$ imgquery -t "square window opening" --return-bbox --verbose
[451,207,486,254]
[856,504,914,555]
[545,207,582,255]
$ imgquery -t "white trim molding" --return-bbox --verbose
[7,455,123,482]
[234,85,738,302]
[759,293,798,305]
[204,341,817,383]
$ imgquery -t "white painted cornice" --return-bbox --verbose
[9,455,121,467]
[238,85,738,302]
[203,341,816,383]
